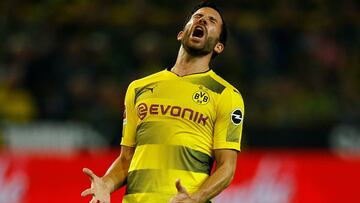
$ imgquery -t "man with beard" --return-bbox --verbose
[81,1,245,203]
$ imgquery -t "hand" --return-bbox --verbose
[169,179,198,203]
[81,168,111,203]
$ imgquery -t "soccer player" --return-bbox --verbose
[81,1,245,202]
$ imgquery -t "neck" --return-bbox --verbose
[171,46,212,76]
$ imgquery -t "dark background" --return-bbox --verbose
[0,0,359,150]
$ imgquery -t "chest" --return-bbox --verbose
[134,79,218,124]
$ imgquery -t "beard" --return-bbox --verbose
[181,29,218,57]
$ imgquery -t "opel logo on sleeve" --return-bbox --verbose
[231,109,243,125]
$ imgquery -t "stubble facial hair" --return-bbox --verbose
[181,29,218,57]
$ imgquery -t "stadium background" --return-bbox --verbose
[0,0,359,202]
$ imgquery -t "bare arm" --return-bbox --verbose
[81,146,135,202]
[192,149,237,202]
[170,149,237,203]
[102,146,135,192]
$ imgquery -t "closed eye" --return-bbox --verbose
[193,13,203,19]
[209,17,217,24]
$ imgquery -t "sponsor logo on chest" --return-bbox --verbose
[137,103,209,126]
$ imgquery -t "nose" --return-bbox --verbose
[198,16,207,25]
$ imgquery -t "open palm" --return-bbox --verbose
[81,168,111,203]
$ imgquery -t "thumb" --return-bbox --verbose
[175,179,188,194]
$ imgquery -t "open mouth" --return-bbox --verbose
[192,26,205,38]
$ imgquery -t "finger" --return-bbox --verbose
[83,168,97,180]
[90,197,98,203]
[81,188,93,197]
[175,179,188,194]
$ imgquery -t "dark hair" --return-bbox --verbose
[188,0,227,58]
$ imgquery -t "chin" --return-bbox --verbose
[189,44,205,51]
[187,41,205,50]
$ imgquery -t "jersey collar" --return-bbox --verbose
[165,67,212,77]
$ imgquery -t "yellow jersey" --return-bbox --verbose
[121,68,245,203]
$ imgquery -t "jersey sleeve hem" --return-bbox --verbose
[120,139,135,147]
[213,142,240,152]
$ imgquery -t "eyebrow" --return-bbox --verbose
[193,12,219,23]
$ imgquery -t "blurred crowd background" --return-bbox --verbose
[0,0,359,151]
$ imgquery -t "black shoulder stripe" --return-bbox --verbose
[233,89,240,94]
[187,76,225,94]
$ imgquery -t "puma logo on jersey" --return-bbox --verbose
[144,87,154,93]
[137,103,209,126]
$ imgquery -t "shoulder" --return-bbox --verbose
[209,70,243,99]
[128,69,167,89]
[210,71,245,113]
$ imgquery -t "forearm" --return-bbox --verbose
[102,146,134,193]
[101,157,128,192]
[191,163,235,203]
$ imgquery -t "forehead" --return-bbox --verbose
[192,7,223,24]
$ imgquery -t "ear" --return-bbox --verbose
[213,42,224,55]
[177,31,184,41]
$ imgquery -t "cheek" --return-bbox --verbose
[208,25,221,35]
[209,25,221,36]
[216,27,222,37]
[184,21,193,30]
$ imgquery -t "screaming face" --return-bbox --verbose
[179,7,224,57]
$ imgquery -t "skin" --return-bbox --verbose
[169,149,237,203]
[81,146,134,203]
[169,7,237,202]
[171,7,224,76]
[81,7,238,203]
